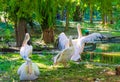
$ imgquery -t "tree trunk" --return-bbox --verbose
[61,10,65,20]
[65,10,69,31]
[16,18,27,47]
[43,28,54,43]
[102,13,107,25]
[104,14,107,25]
[102,13,105,24]
[109,10,114,24]
[73,6,82,21]
[90,4,93,24]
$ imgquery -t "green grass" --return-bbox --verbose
[0,53,120,82]
[1,22,120,81]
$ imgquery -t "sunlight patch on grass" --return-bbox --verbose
[103,52,120,56]
[85,64,94,69]
[37,63,48,68]
[8,55,21,61]
[98,44,110,51]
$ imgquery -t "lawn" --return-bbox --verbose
[0,53,120,82]
[1,22,120,82]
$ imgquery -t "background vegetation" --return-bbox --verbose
[0,0,120,81]
[0,0,120,46]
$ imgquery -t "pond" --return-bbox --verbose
[81,52,120,64]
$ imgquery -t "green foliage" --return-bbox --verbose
[114,20,120,30]
[35,0,58,29]
[6,0,35,22]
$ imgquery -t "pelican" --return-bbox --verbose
[20,33,33,60]
[17,59,40,80]
[71,32,105,61]
[57,24,82,50]
[56,24,83,61]
[18,33,40,80]
[53,36,74,67]
[57,24,106,61]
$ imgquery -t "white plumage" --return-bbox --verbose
[57,24,105,62]
[80,33,104,43]
[57,24,82,50]
[71,32,105,61]
[57,24,83,61]
[58,32,69,50]
[54,36,74,67]
[18,33,40,80]
[17,60,40,80]
[77,23,82,39]
[20,33,33,61]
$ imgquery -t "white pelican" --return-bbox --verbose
[56,24,83,61]
[17,59,40,80]
[57,24,82,50]
[53,36,74,67]
[20,33,33,60]
[71,33,105,61]
[57,24,105,61]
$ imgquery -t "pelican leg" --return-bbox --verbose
[52,62,59,69]
[53,62,58,67]
[63,62,67,68]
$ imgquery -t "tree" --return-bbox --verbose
[98,0,116,24]
[73,5,83,22]
[35,0,62,43]
[8,0,34,47]
[58,0,80,31]
[83,0,97,24]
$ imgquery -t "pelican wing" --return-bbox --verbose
[55,46,74,63]
[71,33,105,61]
[58,32,69,50]
[17,62,39,80]
[53,51,62,64]
[32,63,40,76]
[81,33,105,43]
[17,63,26,75]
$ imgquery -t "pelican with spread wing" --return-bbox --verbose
[57,24,106,62]
[57,24,82,50]
[71,32,105,61]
